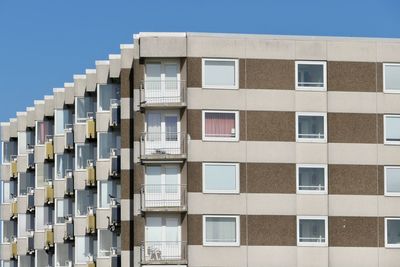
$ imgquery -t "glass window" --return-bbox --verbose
[203,163,239,193]
[298,216,328,246]
[75,144,95,170]
[296,61,326,90]
[297,165,327,194]
[203,59,238,89]
[18,172,34,196]
[99,180,120,208]
[56,199,72,223]
[35,206,53,231]
[203,111,239,141]
[36,163,54,187]
[55,109,72,135]
[384,64,400,92]
[386,218,400,247]
[76,96,95,123]
[296,113,326,142]
[36,120,53,145]
[385,167,400,196]
[2,141,17,164]
[384,115,400,144]
[98,84,120,112]
[98,132,120,160]
[75,236,94,264]
[98,230,118,257]
[55,154,73,180]
[203,215,239,246]
[76,190,96,216]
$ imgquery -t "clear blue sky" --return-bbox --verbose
[0,0,399,122]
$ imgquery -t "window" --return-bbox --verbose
[35,206,53,231]
[75,236,95,264]
[75,143,95,170]
[203,215,240,246]
[2,141,17,164]
[99,180,120,208]
[18,172,34,196]
[296,165,327,194]
[384,115,400,145]
[296,113,327,142]
[75,96,95,123]
[385,218,400,248]
[384,63,400,93]
[98,230,118,257]
[55,154,73,180]
[297,216,328,246]
[202,111,239,141]
[55,199,72,223]
[385,166,400,196]
[17,131,34,155]
[98,84,120,112]
[203,163,239,193]
[35,120,53,145]
[35,162,54,188]
[98,132,120,160]
[296,61,327,91]
[75,190,96,216]
[202,58,239,89]
[55,109,72,135]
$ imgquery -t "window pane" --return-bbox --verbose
[99,84,119,111]
[77,97,94,122]
[205,112,236,138]
[299,219,326,243]
[204,164,237,192]
[385,65,400,91]
[206,217,237,243]
[298,167,325,191]
[204,60,236,87]
[387,219,400,245]
[99,132,117,159]
[165,116,178,141]
[386,168,400,193]
[298,115,325,139]
[76,144,94,169]
[55,110,65,135]
[56,154,72,179]
[385,116,400,142]
[3,141,17,163]
[298,64,324,87]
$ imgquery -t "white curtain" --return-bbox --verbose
[204,60,236,87]
[386,117,400,141]
[204,164,237,191]
[206,217,236,243]
[385,65,400,90]
[386,168,400,193]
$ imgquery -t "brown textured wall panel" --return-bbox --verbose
[133,163,144,194]
[328,113,382,144]
[121,119,133,149]
[245,59,295,90]
[329,165,382,195]
[328,61,379,92]
[187,162,202,192]
[247,163,296,194]
[121,68,134,98]
[377,63,383,91]
[239,111,247,141]
[133,59,145,91]
[239,59,246,89]
[133,111,144,142]
[188,214,202,245]
[121,169,134,199]
[247,215,296,246]
[187,109,202,140]
[247,111,295,141]
[187,58,202,88]
[133,216,145,247]
[329,217,380,247]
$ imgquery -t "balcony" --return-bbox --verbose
[141,241,187,265]
[54,172,74,198]
[0,201,17,221]
[97,200,120,232]
[64,125,74,150]
[140,132,187,162]
[17,188,35,213]
[140,80,186,108]
[17,147,34,172]
[110,149,120,178]
[141,184,187,212]
[34,225,54,251]
[97,248,120,267]
[109,99,121,127]
[17,233,34,256]
[0,240,17,261]
[54,216,74,243]
[34,182,54,206]
[45,135,54,160]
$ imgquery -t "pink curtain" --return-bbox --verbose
[205,113,235,137]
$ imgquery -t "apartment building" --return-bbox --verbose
[1,32,400,267]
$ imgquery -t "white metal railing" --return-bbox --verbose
[141,184,186,210]
[140,132,186,157]
[141,80,186,105]
[141,241,186,263]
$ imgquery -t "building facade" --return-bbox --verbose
[1,32,400,267]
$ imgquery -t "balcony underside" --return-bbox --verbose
[140,154,187,164]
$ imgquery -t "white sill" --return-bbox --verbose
[202,85,239,90]
[203,242,240,247]
[202,137,239,142]
[384,141,400,145]
[203,191,240,195]
[383,89,400,94]
[297,190,327,195]
[296,138,327,143]
[385,244,400,249]
[295,86,327,91]
[297,242,328,247]
[384,192,400,197]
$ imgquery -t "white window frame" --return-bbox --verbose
[384,166,400,196]
[295,61,327,91]
[297,216,328,247]
[97,84,121,113]
[296,112,327,143]
[296,164,328,194]
[384,114,400,145]
[385,217,400,248]
[202,58,239,89]
[202,110,239,142]
[203,215,240,247]
[202,163,240,194]
[383,63,400,93]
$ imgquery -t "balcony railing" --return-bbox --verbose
[140,132,187,160]
[141,241,187,264]
[141,184,187,212]
[140,80,186,107]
